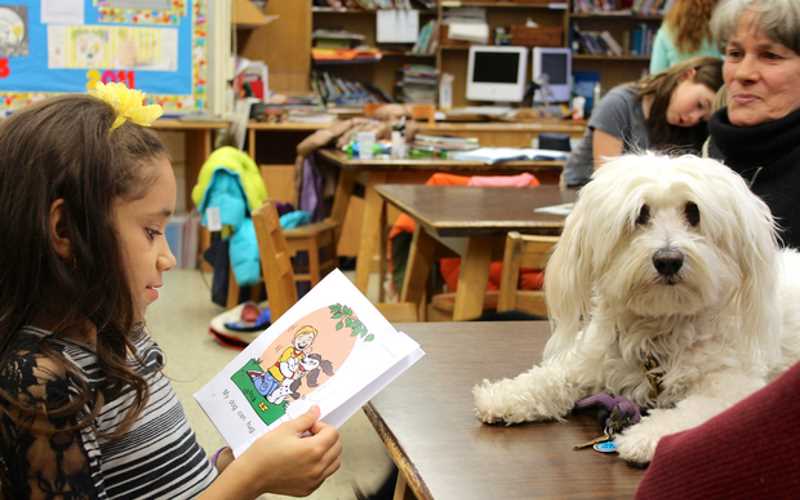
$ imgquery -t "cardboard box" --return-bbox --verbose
[510,25,563,47]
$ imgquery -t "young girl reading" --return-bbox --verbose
[0,83,341,499]
[564,56,723,187]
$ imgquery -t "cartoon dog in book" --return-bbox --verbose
[473,153,800,464]
[247,325,318,399]
[266,353,335,405]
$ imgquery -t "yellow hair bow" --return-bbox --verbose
[90,81,163,130]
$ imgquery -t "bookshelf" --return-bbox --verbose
[568,3,665,91]
[305,1,667,107]
[437,1,569,107]
[311,4,438,103]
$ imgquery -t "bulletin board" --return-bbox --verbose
[0,0,208,114]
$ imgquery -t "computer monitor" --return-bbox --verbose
[532,47,572,103]
[466,46,528,103]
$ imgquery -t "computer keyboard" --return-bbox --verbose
[446,106,514,117]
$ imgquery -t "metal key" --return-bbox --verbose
[573,433,610,450]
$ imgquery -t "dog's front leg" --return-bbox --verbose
[472,355,589,425]
[614,370,766,464]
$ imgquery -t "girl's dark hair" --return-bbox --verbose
[0,94,167,437]
[637,56,723,153]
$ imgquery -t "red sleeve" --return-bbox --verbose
[635,362,800,499]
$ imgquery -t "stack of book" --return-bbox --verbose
[632,0,672,15]
[411,20,438,55]
[572,0,672,16]
[628,23,657,56]
[571,25,624,56]
[311,71,390,107]
[312,29,365,49]
[411,134,480,158]
[395,64,437,103]
[442,7,489,45]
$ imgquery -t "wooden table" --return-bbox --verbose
[418,119,586,147]
[152,119,230,212]
[318,149,566,295]
[365,321,644,500]
[376,184,576,320]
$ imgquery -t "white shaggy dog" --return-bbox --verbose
[473,153,800,464]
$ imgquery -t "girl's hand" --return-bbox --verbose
[237,405,342,497]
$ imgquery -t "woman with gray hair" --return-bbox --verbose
[705,0,800,247]
[635,6,800,498]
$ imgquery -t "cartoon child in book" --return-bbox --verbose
[266,353,335,405]
[247,325,318,400]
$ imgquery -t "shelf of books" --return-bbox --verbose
[569,0,668,90]
[311,0,438,106]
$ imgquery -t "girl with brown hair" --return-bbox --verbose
[0,84,341,498]
[650,0,722,74]
[564,56,723,187]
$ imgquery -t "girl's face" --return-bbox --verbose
[723,11,800,126]
[666,77,716,127]
[112,155,177,320]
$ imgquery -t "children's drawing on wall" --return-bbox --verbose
[230,304,371,425]
[0,6,28,57]
[73,28,108,67]
[47,25,177,70]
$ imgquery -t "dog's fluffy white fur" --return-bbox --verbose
[473,153,800,464]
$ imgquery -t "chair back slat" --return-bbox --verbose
[497,232,559,316]
[253,202,298,321]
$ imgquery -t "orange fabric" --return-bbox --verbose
[388,172,545,293]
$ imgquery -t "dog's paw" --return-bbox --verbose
[472,377,558,425]
[613,420,661,464]
[473,378,515,424]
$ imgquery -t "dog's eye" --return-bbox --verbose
[636,204,651,225]
[685,202,700,227]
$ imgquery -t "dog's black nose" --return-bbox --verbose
[653,248,684,276]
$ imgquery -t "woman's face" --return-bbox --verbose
[666,77,716,127]
[723,10,800,126]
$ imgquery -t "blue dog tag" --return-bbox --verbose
[593,441,618,453]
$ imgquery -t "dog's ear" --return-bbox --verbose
[710,160,782,367]
[544,189,596,360]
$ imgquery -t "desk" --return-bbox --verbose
[376,184,576,320]
[318,149,566,295]
[365,321,644,500]
[152,119,229,212]
[419,120,586,147]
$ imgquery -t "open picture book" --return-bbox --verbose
[194,269,425,457]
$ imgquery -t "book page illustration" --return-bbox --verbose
[230,304,367,425]
[194,269,424,457]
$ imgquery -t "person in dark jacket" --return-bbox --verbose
[706,0,800,248]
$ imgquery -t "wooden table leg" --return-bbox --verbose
[452,236,492,320]
[184,129,212,270]
[184,129,211,213]
[393,472,417,500]
[355,172,387,293]
[400,226,436,309]
[330,169,356,245]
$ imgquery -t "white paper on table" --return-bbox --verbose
[41,0,84,25]
[376,9,419,44]
[534,202,574,216]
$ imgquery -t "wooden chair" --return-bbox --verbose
[225,207,339,308]
[253,202,419,323]
[496,232,559,316]
[427,232,558,320]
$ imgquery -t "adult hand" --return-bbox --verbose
[238,405,342,497]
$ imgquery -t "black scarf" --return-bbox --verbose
[708,107,800,248]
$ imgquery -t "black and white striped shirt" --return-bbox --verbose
[0,326,217,499]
